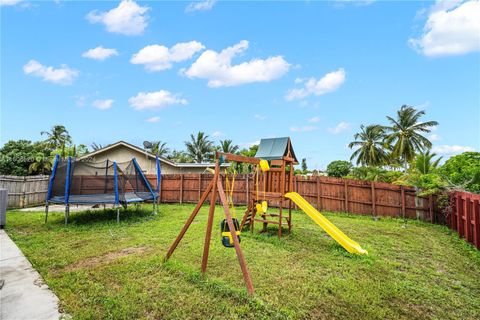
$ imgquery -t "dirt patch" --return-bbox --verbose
[65,246,150,271]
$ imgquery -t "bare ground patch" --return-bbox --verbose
[65,246,151,271]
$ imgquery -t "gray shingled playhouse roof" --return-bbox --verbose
[254,137,298,163]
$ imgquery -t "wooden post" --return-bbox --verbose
[245,174,249,206]
[198,174,202,200]
[316,177,320,210]
[165,178,214,261]
[344,180,348,213]
[473,199,479,249]
[401,186,406,220]
[278,161,285,238]
[201,161,220,274]
[455,193,461,232]
[371,182,376,217]
[180,174,184,204]
[20,176,26,208]
[429,195,434,223]
[217,179,254,295]
[159,175,163,203]
[463,196,469,241]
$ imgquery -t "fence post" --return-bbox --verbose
[180,174,184,204]
[344,180,348,212]
[464,196,469,241]
[246,174,249,206]
[474,199,479,249]
[401,186,406,219]
[371,182,376,217]
[20,176,27,208]
[429,195,434,223]
[160,175,163,203]
[316,177,320,210]
[456,194,462,233]
[198,174,202,201]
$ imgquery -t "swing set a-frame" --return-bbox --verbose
[165,138,298,295]
[164,152,262,295]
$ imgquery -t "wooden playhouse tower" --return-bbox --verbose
[240,137,298,238]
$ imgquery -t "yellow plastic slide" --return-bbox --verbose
[284,192,368,255]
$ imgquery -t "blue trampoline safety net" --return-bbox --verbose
[46,156,160,206]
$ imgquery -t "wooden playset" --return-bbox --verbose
[164,137,367,295]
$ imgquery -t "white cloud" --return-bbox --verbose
[0,0,23,6]
[146,116,160,123]
[183,40,290,87]
[131,41,205,72]
[285,68,346,101]
[254,114,267,120]
[328,122,350,134]
[290,125,318,132]
[82,46,119,61]
[86,0,149,36]
[185,0,216,12]
[92,99,114,110]
[432,145,474,155]
[129,90,187,111]
[429,134,441,141]
[212,131,223,137]
[308,116,321,123]
[23,60,78,85]
[409,0,480,56]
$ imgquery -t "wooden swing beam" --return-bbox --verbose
[165,153,255,295]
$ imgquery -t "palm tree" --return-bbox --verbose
[218,139,239,154]
[41,125,72,150]
[348,125,389,166]
[150,141,170,157]
[168,150,193,163]
[383,105,438,169]
[29,153,52,175]
[415,150,442,174]
[91,142,103,151]
[185,132,214,163]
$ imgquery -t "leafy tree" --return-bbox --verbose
[383,105,438,169]
[168,150,193,163]
[0,140,47,176]
[349,124,388,166]
[345,166,403,183]
[219,139,239,154]
[150,141,170,157]
[301,158,308,173]
[51,144,89,158]
[41,125,72,150]
[415,150,442,174]
[29,152,52,175]
[239,144,259,158]
[440,152,480,193]
[326,160,352,177]
[184,132,214,163]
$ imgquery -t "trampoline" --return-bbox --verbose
[45,155,161,224]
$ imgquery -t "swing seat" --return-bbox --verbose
[255,201,268,214]
[220,218,241,247]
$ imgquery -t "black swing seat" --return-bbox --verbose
[220,218,241,248]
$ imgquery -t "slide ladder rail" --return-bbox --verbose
[285,192,367,255]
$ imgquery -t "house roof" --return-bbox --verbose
[254,137,298,163]
[78,141,228,168]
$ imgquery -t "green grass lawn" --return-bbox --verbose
[5,204,480,320]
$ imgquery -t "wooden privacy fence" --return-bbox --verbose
[0,175,49,208]
[146,174,438,222]
[448,192,480,249]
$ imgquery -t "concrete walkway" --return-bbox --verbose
[0,230,61,320]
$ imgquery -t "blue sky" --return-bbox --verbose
[1,0,479,169]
